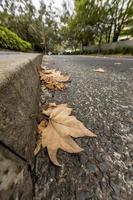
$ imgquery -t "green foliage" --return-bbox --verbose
[0,0,132,53]
[122,47,133,55]
[66,47,133,55]
[60,0,133,50]
[0,0,60,52]
[0,26,32,51]
[80,47,133,55]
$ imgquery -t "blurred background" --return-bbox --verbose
[0,0,133,54]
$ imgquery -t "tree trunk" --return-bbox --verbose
[98,36,102,53]
[112,30,120,42]
[112,26,121,42]
[107,24,113,43]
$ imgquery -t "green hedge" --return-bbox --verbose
[69,47,133,55]
[0,26,32,52]
[101,47,133,55]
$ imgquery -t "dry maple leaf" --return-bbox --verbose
[34,120,48,156]
[45,70,70,82]
[38,120,48,133]
[40,71,65,91]
[45,81,65,91]
[40,68,69,91]
[35,104,96,166]
[93,68,105,73]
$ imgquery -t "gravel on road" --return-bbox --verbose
[35,55,133,200]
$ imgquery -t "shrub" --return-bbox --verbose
[97,47,133,55]
[122,47,133,55]
[0,26,32,52]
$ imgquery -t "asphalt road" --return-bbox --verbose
[35,55,133,200]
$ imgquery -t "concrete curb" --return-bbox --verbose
[0,52,43,199]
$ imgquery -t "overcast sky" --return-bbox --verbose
[32,0,74,14]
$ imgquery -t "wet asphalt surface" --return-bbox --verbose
[35,55,133,200]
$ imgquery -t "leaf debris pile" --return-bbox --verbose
[40,66,70,91]
[35,103,96,166]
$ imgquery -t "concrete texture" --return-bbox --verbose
[0,52,43,199]
[35,55,133,200]
[0,52,42,164]
[0,144,33,200]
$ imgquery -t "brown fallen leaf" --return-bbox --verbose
[40,71,65,91]
[93,68,105,73]
[38,120,48,133]
[45,70,70,82]
[41,67,70,82]
[35,104,96,166]
[40,67,70,91]
[34,121,48,155]
[45,81,65,91]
